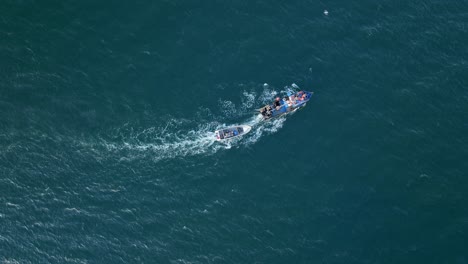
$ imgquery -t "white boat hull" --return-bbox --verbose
[215,125,252,141]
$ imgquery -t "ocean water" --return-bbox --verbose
[1,1,468,263]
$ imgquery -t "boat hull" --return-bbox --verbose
[215,125,252,141]
[261,91,313,120]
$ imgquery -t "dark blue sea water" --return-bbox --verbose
[1,1,468,263]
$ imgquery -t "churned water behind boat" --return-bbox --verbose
[1,1,467,263]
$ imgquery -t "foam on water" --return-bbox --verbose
[91,120,224,162]
[84,85,302,162]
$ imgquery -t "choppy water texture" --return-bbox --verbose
[1,1,468,263]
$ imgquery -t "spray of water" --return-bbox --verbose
[87,84,302,162]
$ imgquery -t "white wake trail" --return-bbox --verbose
[82,84,301,162]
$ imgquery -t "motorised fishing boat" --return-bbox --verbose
[215,125,252,141]
[259,91,313,120]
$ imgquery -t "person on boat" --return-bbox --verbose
[297,93,307,101]
[289,94,296,104]
[274,97,281,110]
[261,105,271,116]
[283,97,291,110]
[297,91,304,101]
[260,105,271,118]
